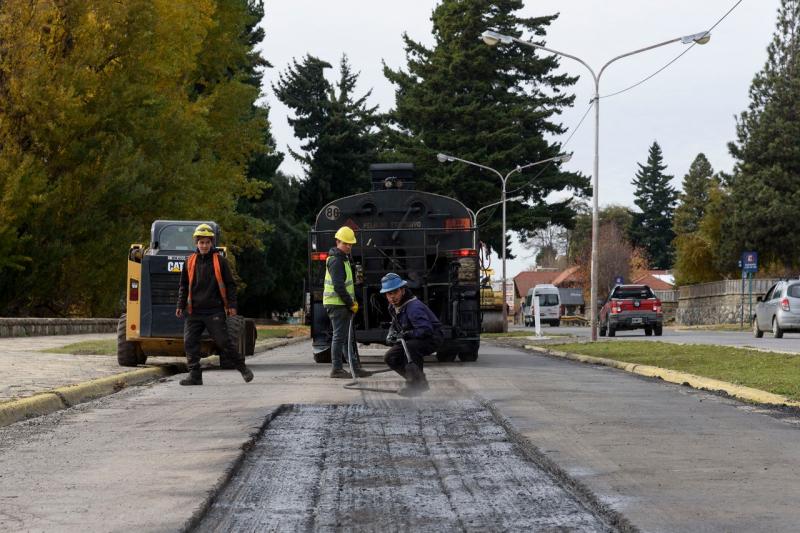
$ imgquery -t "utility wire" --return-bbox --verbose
[600,0,744,99]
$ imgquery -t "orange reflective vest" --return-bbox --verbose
[186,252,228,314]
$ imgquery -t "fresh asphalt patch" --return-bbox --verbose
[195,401,628,532]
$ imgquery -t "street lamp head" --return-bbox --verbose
[436,153,454,163]
[556,153,572,163]
[480,30,513,47]
[681,31,711,45]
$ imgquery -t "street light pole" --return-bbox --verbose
[481,29,710,340]
[437,153,571,332]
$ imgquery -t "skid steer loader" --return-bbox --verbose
[117,220,257,367]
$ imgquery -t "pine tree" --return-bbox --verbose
[721,0,800,272]
[273,55,381,222]
[673,153,714,235]
[630,142,678,269]
[384,0,588,255]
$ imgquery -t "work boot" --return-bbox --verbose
[353,368,373,378]
[179,370,203,386]
[330,368,352,379]
[237,364,254,383]
[398,375,429,397]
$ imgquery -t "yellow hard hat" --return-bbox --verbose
[334,226,357,244]
[193,223,215,239]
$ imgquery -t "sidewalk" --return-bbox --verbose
[0,333,300,403]
[0,334,126,402]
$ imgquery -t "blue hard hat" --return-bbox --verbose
[380,272,407,293]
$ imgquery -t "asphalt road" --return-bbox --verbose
[2,339,800,531]
[521,324,800,353]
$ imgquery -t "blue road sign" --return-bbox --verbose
[614,276,624,285]
[741,251,758,273]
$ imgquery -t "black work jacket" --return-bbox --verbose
[177,250,237,313]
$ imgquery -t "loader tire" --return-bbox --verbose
[244,319,257,356]
[117,314,146,367]
[219,315,246,368]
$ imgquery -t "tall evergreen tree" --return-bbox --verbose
[273,55,381,223]
[383,0,588,254]
[721,0,800,272]
[630,142,678,269]
[673,153,714,235]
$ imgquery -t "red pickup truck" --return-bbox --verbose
[599,284,663,337]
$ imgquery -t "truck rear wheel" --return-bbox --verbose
[435,348,457,362]
[117,314,146,367]
[457,341,479,362]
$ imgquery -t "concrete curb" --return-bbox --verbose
[523,344,800,409]
[0,365,180,428]
[0,336,309,429]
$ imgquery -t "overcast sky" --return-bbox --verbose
[259,0,780,278]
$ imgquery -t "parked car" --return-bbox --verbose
[524,284,561,327]
[599,284,663,337]
[752,280,800,338]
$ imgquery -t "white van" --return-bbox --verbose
[524,284,561,327]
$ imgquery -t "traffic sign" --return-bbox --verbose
[614,276,624,285]
[741,251,758,273]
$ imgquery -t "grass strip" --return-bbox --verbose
[48,339,117,355]
[255,325,309,338]
[556,341,800,401]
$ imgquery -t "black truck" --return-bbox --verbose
[307,163,482,363]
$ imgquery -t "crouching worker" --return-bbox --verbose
[381,273,443,397]
[175,223,254,386]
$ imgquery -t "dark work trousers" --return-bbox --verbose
[325,305,362,371]
[384,337,439,379]
[184,311,242,375]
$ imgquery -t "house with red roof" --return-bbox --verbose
[632,270,675,290]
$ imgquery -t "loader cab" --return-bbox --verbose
[149,220,221,254]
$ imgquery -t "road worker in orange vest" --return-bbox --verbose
[176,223,253,386]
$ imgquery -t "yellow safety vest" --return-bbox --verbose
[323,256,355,306]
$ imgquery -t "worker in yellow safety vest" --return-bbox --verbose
[323,226,371,379]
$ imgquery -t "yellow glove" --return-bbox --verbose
[350,302,359,314]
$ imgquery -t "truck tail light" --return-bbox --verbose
[445,218,471,230]
[781,298,790,311]
[610,300,621,314]
[129,279,139,301]
[448,248,477,258]
[311,252,329,261]
[654,300,662,313]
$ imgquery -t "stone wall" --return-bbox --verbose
[0,318,118,338]
[675,278,779,325]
